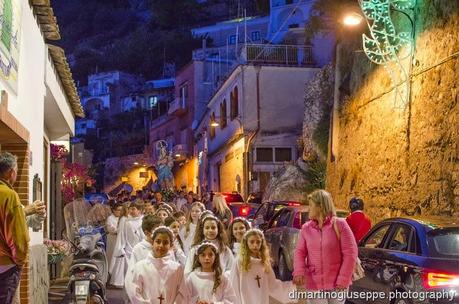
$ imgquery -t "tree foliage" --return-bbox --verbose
[53,0,246,84]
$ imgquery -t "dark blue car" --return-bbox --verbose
[349,217,459,304]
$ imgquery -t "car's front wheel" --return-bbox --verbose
[278,251,292,281]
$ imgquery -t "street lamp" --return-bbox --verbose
[342,12,363,26]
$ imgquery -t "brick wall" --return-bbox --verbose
[2,143,31,304]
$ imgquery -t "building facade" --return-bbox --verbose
[195,64,319,198]
[0,1,83,302]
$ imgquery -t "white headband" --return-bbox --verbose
[195,241,218,255]
[233,217,251,227]
[151,225,174,238]
[201,214,219,223]
[243,228,264,239]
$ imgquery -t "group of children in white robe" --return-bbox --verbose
[108,200,297,304]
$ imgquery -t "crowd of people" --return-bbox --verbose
[0,148,373,304]
[104,188,295,304]
[102,187,372,304]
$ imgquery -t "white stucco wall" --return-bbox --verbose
[0,2,75,245]
[242,65,319,132]
[207,64,318,154]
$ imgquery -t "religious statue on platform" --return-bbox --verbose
[155,140,174,189]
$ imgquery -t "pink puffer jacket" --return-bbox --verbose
[293,216,357,290]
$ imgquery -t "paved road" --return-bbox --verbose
[105,287,308,304]
[53,285,309,303]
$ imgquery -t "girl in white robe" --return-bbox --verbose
[126,226,186,304]
[165,216,186,265]
[179,202,205,255]
[185,215,234,276]
[227,217,251,257]
[231,229,296,304]
[185,242,236,304]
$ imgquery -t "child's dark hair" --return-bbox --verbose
[173,211,185,219]
[155,207,172,217]
[192,242,222,293]
[164,216,184,250]
[142,215,163,234]
[151,226,174,243]
[192,215,228,253]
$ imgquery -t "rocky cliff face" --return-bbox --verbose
[262,162,310,203]
[263,64,334,203]
[326,2,459,222]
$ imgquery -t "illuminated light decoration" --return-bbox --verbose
[343,12,363,26]
[358,0,416,108]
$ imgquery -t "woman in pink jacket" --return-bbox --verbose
[293,189,358,304]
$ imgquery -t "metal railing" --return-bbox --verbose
[242,44,313,66]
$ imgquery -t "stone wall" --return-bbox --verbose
[29,245,49,304]
[326,2,459,222]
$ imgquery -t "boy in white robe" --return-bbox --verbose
[185,242,236,304]
[126,226,186,304]
[123,202,145,260]
[231,229,296,304]
[109,201,144,288]
[106,203,124,269]
[125,215,163,301]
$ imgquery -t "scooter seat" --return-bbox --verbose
[72,259,98,266]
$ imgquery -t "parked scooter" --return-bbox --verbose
[64,199,108,304]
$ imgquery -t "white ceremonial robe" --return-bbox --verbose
[109,216,128,287]
[184,240,234,277]
[230,257,297,304]
[124,215,145,259]
[126,253,186,304]
[179,223,196,256]
[231,242,241,257]
[106,214,120,269]
[109,215,144,287]
[170,240,186,266]
[125,240,153,301]
[185,269,236,304]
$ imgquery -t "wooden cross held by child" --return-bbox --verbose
[255,275,261,288]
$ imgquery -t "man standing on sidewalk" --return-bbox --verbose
[0,152,30,304]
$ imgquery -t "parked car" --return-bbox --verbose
[249,201,302,231]
[348,217,459,304]
[264,205,349,281]
[219,192,252,218]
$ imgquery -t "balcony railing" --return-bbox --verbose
[192,46,239,61]
[241,44,313,66]
[168,97,187,116]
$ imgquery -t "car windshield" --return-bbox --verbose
[427,228,459,258]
